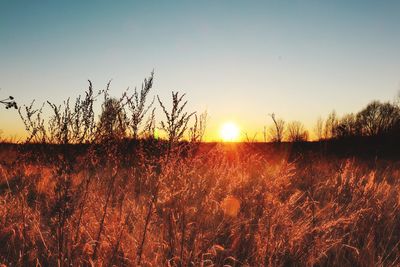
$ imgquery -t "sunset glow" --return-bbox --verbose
[1,1,400,266]
[220,122,240,142]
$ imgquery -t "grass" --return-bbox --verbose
[0,141,399,266]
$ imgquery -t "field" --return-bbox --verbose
[1,141,400,266]
[1,73,400,266]
[2,1,400,266]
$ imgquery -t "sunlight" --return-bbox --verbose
[219,122,240,142]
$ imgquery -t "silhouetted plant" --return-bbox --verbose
[324,111,338,139]
[18,81,103,144]
[335,113,358,138]
[268,113,285,142]
[243,132,258,143]
[70,80,99,143]
[47,99,73,144]
[287,121,308,142]
[125,72,155,140]
[142,107,157,139]
[327,100,400,141]
[97,97,128,142]
[136,91,196,264]
[1,96,17,109]
[314,117,324,141]
[18,101,47,143]
[158,92,195,144]
[189,111,208,142]
[356,101,400,137]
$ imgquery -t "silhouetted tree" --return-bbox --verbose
[356,101,381,136]
[97,98,127,142]
[376,102,400,135]
[335,113,358,138]
[355,101,400,137]
[314,117,324,141]
[330,100,400,141]
[324,111,338,139]
[287,121,308,142]
[268,113,285,143]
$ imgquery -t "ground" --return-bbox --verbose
[0,141,399,266]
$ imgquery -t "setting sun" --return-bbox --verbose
[220,122,240,142]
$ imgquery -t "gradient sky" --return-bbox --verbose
[1,0,400,141]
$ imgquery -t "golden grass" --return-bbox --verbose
[0,143,399,266]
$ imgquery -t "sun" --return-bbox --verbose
[220,122,240,142]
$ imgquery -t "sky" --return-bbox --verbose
[1,0,400,141]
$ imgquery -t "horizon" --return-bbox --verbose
[1,1,400,141]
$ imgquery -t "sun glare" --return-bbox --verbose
[220,122,240,142]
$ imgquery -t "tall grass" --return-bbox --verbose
[1,143,399,266]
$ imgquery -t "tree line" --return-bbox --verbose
[267,96,400,143]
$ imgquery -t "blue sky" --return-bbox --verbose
[1,0,400,140]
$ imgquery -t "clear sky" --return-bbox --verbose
[1,0,400,141]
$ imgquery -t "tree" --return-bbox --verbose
[356,101,400,137]
[287,121,308,142]
[97,98,127,141]
[314,117,324,141]
[377,102,400,135]
[268,113,285,143]
[324,111,338,139]
[335,113,358,138]
[356,101,381,136]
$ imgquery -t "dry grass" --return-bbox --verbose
[0,142,399,266]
